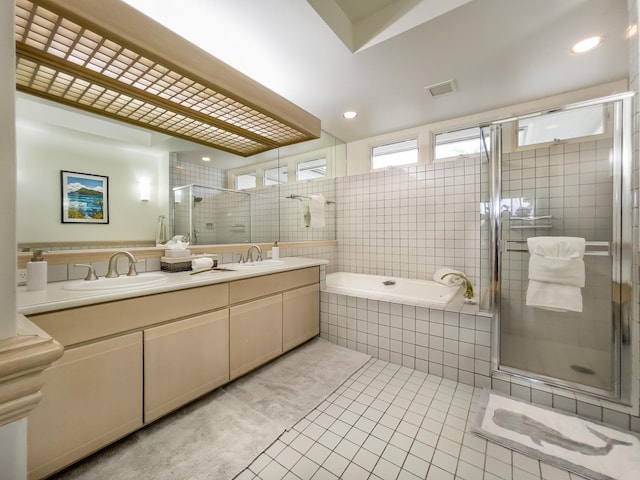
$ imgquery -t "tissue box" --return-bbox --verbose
[160,254,217,272]
[163,249,191,258]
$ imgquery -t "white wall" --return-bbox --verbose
[16,121,169,244]
[346,80,628,176]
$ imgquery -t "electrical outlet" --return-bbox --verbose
[17,269,28,286]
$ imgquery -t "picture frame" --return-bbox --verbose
[60,170,109,224]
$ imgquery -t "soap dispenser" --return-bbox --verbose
[27,249,47,291]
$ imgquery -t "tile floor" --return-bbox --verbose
[236,358,587,480]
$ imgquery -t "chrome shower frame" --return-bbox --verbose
[485,92,636,405]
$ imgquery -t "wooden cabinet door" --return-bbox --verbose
[283,283,320,352]
[229,294,282,380]
[28,332,143,480]
[144,309,229,423]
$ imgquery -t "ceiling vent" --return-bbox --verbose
[424,79,457,97]
[14,0,320,157]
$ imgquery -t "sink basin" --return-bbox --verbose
[224,259,285,270]
[63,273,169,291]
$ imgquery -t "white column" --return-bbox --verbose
[0,0,26,479]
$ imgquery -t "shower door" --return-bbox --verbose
[493,95,633,399]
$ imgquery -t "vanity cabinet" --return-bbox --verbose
[27,332,143,480]
[25,264,321,479]
[283,283,320,352]
[228,266,320,379]
[144,309,230,422]
[229,294,283,380]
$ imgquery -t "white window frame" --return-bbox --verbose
[432,126,489,164]
[370,138,419,170]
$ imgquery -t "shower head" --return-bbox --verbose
[193,196,203,205]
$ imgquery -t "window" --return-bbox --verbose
[264,166,287,185]
[517,104,605,147]
[296,157,327,180]
[236,172,256,190]
[434,126,488,161]
[371,138,418,169]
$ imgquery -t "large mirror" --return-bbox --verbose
[16,93,343,249]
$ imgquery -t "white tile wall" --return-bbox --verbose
[335,159,480,287]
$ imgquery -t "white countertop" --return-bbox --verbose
[17,257,328,316]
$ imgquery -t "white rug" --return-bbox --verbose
[471,390,640,480]
[52,337,370,480]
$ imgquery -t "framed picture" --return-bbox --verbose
[60,170,109,224]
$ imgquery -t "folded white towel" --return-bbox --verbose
[527,236,585,258]
[191,257,214,270]
[309,194,326,228]
[433,267,465,286]
[525,236,586,313]
[528,255,585,287]
[526,281,583,312]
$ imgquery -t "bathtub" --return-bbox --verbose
[324,272,460,305]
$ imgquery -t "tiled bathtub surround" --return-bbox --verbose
[320,292,492,389]
[335,158,481,288]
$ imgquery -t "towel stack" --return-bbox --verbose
[526,236,586,312]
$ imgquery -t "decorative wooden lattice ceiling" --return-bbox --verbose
[14,0,320,156]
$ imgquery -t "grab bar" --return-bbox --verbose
[503,240,610,256]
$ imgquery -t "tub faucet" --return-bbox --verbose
[246,244,262,262]
[106,251,139,278]
[441,272,474,299]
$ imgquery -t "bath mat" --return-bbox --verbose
[51,337,370,480]
[471,389,640,480]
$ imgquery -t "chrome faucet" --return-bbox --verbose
[246,244,262,263]
[441,272,474,299]
[105,251,139,278]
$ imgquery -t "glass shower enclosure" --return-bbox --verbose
[484,93,634,401]
[172,184,252,245]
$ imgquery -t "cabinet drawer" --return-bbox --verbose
[28,332,142,480]
[30,283,229,346]
[144,309,229,422]
[229,267,318,304]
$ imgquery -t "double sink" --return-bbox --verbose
[62,259,286,292]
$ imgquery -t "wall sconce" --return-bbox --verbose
[139,182,150,201]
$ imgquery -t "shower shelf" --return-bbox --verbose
[509,225,553,229]
[509,214,552,229]
[510,215,553,220]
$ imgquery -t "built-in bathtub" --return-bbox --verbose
[324,272,460,306]
[320,271,492,388]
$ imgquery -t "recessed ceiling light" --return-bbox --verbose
[343,111,357,119]
[570,36,603,54]
[201,156,211,162]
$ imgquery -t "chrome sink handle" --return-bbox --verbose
[74,263,98,281]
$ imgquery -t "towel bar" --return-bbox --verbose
[503,240,610,256]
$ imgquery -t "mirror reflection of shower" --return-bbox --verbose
[172,184,251,245]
